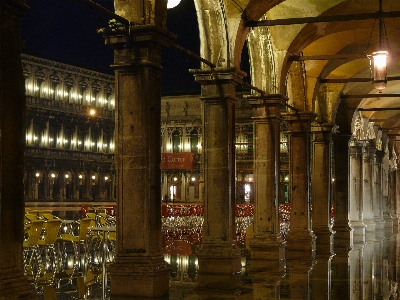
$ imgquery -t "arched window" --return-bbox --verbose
[172,130,181,153]
[190,129,199,153]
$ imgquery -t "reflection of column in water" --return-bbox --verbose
[362,242,374,299]
[349,246,362,300]
[374,236,384,299]
[187,255,197,280]
[170,254,179,278]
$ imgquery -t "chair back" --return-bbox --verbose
[24,220,44,247]
[78,218,94,241]
[42,219,62,244]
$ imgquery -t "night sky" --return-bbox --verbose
[21,0,201,94]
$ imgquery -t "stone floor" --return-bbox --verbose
[34,231,399,299]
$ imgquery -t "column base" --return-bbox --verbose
[195,243,242,293]
[0,269,37,300]
[285,230,316,260]
[364,219,376,242]
[110,255,170,299]
[332,225,352,253]
[248,235,285,275]
[392,217,399,233]
[383,216,394,234]
[313,227,334,254]
[374,218,385,231]
[349,221,366,243]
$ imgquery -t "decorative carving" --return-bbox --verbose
[352,112,365,141]
[365,122,376,140]
[332,124,340,134]
[376,130,383,151]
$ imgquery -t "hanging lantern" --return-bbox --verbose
[372,50,388,92]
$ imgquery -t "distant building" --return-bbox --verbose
[22,54,290,212]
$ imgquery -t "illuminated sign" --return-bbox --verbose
[160,153,195,170]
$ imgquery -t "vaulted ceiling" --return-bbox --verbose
[209,0,400,136]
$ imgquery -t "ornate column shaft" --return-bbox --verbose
[390,168,398,233]
[0,1,36,298]
[362,146,376,235]
[311,124,334,252]
[247,94,286,276]
[284,112,315,259]
[382,149,393,229]
[191,68,243,293]
[374,151,385,231]
[396,164,400,229]
[348,142,365,242]
[105,26,172,298]
[310,124,335,298]
[331,134,352,249]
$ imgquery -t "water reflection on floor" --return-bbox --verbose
[34,232,399,299]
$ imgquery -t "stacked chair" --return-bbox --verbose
[23,207,117,298]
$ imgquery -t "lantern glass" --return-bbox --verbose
[372,50,388,92]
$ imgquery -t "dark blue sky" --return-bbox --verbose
[22,0,201,94]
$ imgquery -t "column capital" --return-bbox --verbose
[348,143,363,157]
[103,24,175,48]
[283,111,316,132]
[101,25,175,70]
[310,123,334,133]
[191,68,245,102]
[190,67,246,85]
[247,94,287,119]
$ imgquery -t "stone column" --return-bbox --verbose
[331,134,352,250]
[71,171,77,200]
[348,142,365,242]
[284,112,315,259]
[84,171,91,200]
[105,26,173,298]
[310,124,335,299]
[43,171,50,200]
[311,124,335,252]
[374,151,385,231]
[362,146,376,235]
[191,68,244,293]
[247,95,286,281]
[349,245,362,300]
[397,165,400,229]
[390,168,398,233]
[330,133,351,299]
[0,0,36,298]
[382,149,393,230]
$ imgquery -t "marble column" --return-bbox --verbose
[331,134,352,250]
[0,0,37,298]
[191,68,244,293]
[390,169,398,233]
[349,245,363,300]
[311,124,335,252]
[284,112,315,259]
[348,142,366,243]
[310,124,335,299]
[362,241,374,299]
[105,26,173,298]
[247,95,286,284]
[362,146,376,235]
[397,165,400,229]
[330,134,351,299]
[382,149,393,230]
[374,151,385,231]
